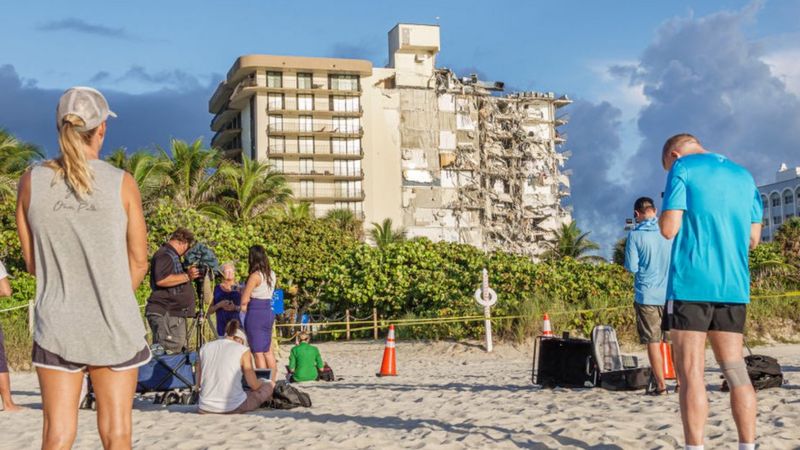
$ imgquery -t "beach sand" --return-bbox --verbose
[2,340,798,449]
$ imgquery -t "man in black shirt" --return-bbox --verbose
[146,228,200,353]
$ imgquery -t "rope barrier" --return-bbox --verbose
[0,303,28,313]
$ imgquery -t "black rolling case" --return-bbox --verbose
[532,335,597,388]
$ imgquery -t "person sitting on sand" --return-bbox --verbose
[197,320,274,414]
[288,332,324,382]
[0,259,23,412]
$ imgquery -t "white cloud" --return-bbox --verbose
[763,48,800,96]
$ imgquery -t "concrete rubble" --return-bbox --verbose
[396,69,572,259]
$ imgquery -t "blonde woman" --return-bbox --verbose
[16,87,150,450]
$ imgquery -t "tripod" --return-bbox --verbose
[187,271,215,352]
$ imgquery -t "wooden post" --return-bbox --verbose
[346,309,351,340]
[373,308,378,340]
[28,300,34,336]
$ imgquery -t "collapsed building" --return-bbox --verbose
[209,23,572,258]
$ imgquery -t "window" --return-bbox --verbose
[785,193,794,205]
[297,73,313,89]
[300,180,314,198]
[269,158,284,172]
[297,94,314,111]
[336,180,362,198]
[299,115,313,132]
[331,138,361,155]
[268,136,285,153]
[761,196,768,209]
[329,74,359,91]
[267,71,282,88]
[788,213,795,220]
[268,115,283,131]
[267,93,284,111]
[298,137,314,154]
[334,160,361,176]
[773,216,782,226]
[332,96,360,112]
[771,196,780,207]
[334,201,363,216]
[333,117,359,133]
[763,217,769,226]
[300,158,314,174]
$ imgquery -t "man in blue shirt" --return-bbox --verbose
[624,196,672,395]
[659,134,762,450]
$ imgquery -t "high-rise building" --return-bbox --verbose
[209,24,572,258]
[758,163,800,241]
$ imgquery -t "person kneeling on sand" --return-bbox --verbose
[197,320,274,413]
[288,332,324,382]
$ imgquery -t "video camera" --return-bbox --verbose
[183,242,221,278]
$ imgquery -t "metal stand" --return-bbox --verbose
[187,273,214,353]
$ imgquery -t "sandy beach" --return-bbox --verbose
[2,340,798,449]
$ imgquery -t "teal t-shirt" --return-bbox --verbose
[662,153,762,303]
[624,218,671,306]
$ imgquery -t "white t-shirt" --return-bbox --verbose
[198,338,249,413]
[0,260,7,280]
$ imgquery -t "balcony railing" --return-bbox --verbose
[266,105,363,115]
[295,187,365,201]
[284,170,364,178]
[267,123,363,136]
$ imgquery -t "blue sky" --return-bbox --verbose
[2,0,799,255]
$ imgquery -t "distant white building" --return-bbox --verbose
[758,163,800,242]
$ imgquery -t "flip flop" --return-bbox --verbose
[646,388,668,396]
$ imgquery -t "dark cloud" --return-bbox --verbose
[89,71,111,83]
[562,99,627,256]
[327,39,382,62]
[116,66,204,90]
[566,3,800,258]
[37,18,131,40]
[0,64,216,157]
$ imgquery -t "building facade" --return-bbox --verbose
[758,163,800,242]
[209,24,572,258]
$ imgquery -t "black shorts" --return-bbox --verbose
[666,300,746,333]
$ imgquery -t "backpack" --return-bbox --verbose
[319,363,335,382]
[721,354,784,392]
[267,381,312,409]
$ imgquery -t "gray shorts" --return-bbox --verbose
[32,341,151,373]
[635,303,664,344]
[146,312,188,354]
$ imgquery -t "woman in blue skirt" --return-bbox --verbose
[239,245,277,382]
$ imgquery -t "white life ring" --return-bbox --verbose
[474,287,497,307]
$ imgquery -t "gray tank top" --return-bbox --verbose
[29,159,147,365]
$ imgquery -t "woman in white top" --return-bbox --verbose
[239,245,278,382]
[197,320,273,414]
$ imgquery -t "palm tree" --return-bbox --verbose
[369,218,406,248]
[612,237,627,266]
[325,208,364,239]
[0,129,43,199]
[774,217,800,266]
[544,220,605,262]
[157,138,220,212]
[105,148,166,205]
[215,155,292,222]
[280,201,313,220]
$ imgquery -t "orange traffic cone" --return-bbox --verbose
[541,313,554,337]
[376,325,397,377]
[660,341,676,380]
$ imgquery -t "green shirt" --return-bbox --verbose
[289,342,324,382]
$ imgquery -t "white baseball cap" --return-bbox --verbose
[57,86,117,132]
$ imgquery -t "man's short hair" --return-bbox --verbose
[661,133,699,167]
[634,197,656,214]
[299,332,310,342]
[169,227,195,245]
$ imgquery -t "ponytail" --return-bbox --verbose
[225,319,242,337]
[45,114,96,198]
